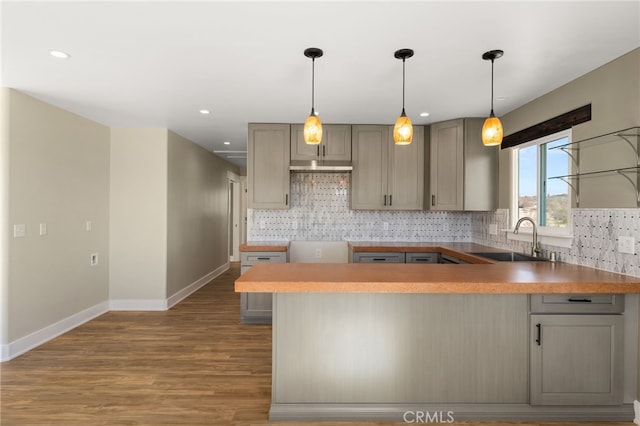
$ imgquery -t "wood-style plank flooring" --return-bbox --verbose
[0,262,634,425]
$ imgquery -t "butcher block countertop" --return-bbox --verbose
[235,242,640,294]
[239,241,289,252]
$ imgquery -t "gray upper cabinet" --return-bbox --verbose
[429,118,497,211]
[351,125,424,210]
[248,123,290,209]
[291,124,351,161]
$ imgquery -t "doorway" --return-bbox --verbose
[228,172,241,262]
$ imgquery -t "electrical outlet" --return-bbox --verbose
[383,222,389,231]
[13,224,25,238]
[315,248,322,259]
[260,220,266,229]
[292,220,298,230]
[90,253,99,266]
[618,236,635,254]
[86,220,92,232]
[489,224,498,235]
[39,223,47,236]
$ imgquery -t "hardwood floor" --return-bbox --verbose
[0,262,634,425]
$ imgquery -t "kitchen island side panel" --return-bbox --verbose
[272,293,528,404]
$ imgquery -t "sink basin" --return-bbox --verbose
[468,252,547,262]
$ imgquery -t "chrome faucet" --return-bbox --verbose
[514,217,542,258]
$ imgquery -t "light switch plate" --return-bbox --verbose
[383,222,389,231]
[618,236,635,254]
[39,223,47,236]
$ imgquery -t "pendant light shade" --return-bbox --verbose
[303,47,323,145]
[481,49,504,147]
[393,49,414,145]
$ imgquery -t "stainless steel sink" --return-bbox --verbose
[468,252,547,262]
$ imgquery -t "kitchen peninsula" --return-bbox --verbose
[235,243,640,422]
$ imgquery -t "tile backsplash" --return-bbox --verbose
[248,173,472,242]
[472,208,640,277]
[248,173,640,277]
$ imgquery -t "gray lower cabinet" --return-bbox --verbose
[240,251,287,323]
[405,252,439,263]
[530,293,624,314]
[530,313,624,405]
[352,252,405,263]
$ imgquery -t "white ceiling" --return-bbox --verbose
[2,1,639,168]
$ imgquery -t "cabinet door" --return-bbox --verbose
[290,124,319,161]
[430,119,463,210]
[388,125,424,210]
[248,124,290,209]
[351,125,388,209]
[291,124,352,161]
[530,314,623,405]
[322,124,351,161]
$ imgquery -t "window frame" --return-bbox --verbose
[510,128,573,236]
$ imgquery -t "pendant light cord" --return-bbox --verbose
[311,57,315,114]
[402,58,406,114]
[490,58,495,115]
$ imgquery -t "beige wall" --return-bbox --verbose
[166,131,238,297]
[3,89,110,342]
[499,48,640,208]
[109,128,168,302]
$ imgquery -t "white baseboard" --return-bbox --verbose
[0,301,109,362]
[109,298,168,311]
[167,262,229,309]
[1,263,230,362]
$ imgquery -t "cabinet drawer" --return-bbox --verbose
[352,252,405,263]
[241,251,287,266]
[530,294,624,313]
[405,252,439,263]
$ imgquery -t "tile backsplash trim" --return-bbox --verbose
[248,173,640,277]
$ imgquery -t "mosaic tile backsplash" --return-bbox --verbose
[248,173,640,277]
[248,173,472,242]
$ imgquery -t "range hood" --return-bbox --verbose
[289,160,353,172]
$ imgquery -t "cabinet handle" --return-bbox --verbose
[257,257,270,260]
[285,194,288,205]
[535,323,541,346]
[323,145,325,157]
[316,146,320,157]
[372,258,387,261]
[383,195,387,206]
[389,195,392,206]
[568,298,592,303]
[414,258,430,262]
[431,195,436,206]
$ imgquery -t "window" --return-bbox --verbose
[512,129,572,231]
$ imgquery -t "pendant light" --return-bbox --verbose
[393,48,414,145]
[303,47,323,145]
[481,49,504,146]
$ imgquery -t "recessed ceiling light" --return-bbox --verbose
[223,141,231,145]
[420,112,430,117]
[199,109,211,115]
[49,50,70,59]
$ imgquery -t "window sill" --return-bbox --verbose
[502,228,573,248]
